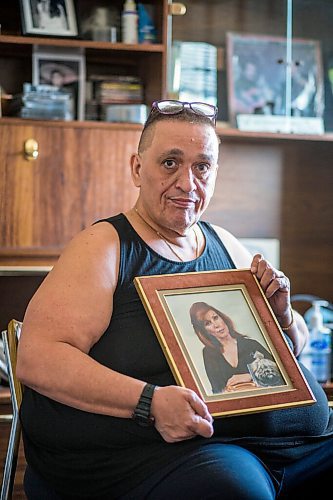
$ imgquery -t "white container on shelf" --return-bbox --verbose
[122,0,138,44]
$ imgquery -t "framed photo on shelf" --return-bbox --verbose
[134,269,315,418]
[226,32,325,133]
[32,47,85,120]
[20,0,78,37]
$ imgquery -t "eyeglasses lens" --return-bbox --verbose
[152,100,217,123]
[156,101,183,114]
[190,102,216,117]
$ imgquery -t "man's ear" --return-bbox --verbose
[130,153,142,187]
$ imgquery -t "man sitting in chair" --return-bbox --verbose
[17,100,333,499]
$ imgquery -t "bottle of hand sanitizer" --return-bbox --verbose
[306,301,331,383]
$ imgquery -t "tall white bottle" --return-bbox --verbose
[122,0,138,44]
[306,301,332,383]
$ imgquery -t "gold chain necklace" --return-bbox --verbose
[134,208,199,262]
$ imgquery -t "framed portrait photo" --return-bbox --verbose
[134,269,316,418]
[32,47,85,120]
[20,0,78,37]
[226,32,324,133]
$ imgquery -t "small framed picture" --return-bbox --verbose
[20,0,78,37]
[226,32,324,132]
[134,269,315,418]
[33,47,85,120]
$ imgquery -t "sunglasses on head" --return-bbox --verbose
[149,100,218,125]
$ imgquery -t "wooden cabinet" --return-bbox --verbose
[0,118,141,265]
[0,0,169,265]
[0,0,168,107]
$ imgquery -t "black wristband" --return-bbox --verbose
[132,383,156,427]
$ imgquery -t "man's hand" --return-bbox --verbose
[250,253,309,356]
[151,385,214,443]
[250,253,291,322]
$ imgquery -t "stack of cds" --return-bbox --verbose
[21,83,74,121]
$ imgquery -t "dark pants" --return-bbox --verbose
[24,440,333,499]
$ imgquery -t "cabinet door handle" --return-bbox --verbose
[169,3,186,15]
[24,139,39,161]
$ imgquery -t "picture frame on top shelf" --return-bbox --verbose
[134,269,316,418]
[226,32,325,134]
[32,46,85,120]
[19,0,78,37]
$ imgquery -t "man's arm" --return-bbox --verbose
[286,309,309,357]
[16,221,213,441]
[250,254,309,357]
[16,222,146,417]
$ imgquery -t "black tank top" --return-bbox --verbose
[88,214,235,381]
[20,214,333,499]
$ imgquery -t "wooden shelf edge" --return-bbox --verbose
[216,124,333,143]
[0,266,52,275]
[0,116,144,130]
[0,34,164,53]
[0,247,62,257]
[2,117,333,141]
[0,248,62,267]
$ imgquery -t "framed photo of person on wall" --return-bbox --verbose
[32,47,85,120]
[134,269,316,418]
[226,32,324,133]
[20,0,78,37]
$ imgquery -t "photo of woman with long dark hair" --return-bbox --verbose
[190,301,284,394]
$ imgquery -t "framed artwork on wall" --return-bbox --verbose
[20,0,78,37]
[226,32,325,133]
[134,269,315,418]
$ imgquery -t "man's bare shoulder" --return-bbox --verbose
[22,221,121,350]
[70,220,118,244]
[61,221,119,263]
[47,221,120,293]
[210,224,253,268]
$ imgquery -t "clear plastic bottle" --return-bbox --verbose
[304,301,332,383]
[122,0,138,44]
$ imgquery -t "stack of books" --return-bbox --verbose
[86,74,145,122]
[89,75,144,104]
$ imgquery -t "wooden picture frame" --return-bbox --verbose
[134,269,316,418]
[32,47,85,120]
[20,0,78,38]
[226,32,324,132]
